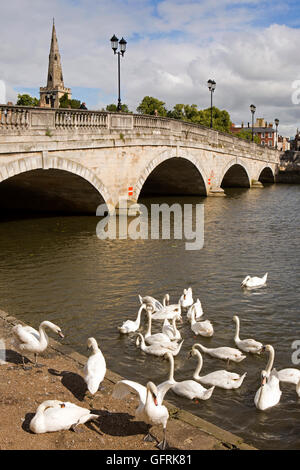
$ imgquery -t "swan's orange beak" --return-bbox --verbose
[60,403,65,408]
[58,331,64,338]
[154,397,158,406]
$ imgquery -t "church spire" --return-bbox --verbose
[40,21,71,108]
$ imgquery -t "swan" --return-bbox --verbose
[277,368,300,385]
[159,352,215,400]
[136,333,183,357]
[190,346,247,389]
[83,337,106,396]
[138,295,163,313]
[29,400,99,434]
[194,342,246,363]
[296,379,300,397]
[144,307,179,349]
[151,303,182,321]
[179,287,193,308]
[254,344,282,411]
[233,315,263,354]
[118,303,146,334]
[187,299,204,321]
[190,307,213,337]
[112,380,172,449]
[11,321,64,368]
[241,273,268,289]
[162,315,182,341]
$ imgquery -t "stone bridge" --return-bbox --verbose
[0,105,281,214]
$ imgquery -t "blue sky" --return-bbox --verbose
[1,0,300,136]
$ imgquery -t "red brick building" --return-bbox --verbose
[231,118,276,147]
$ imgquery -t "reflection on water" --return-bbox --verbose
[0,184,299,449]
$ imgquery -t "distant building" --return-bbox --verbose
[277,135,290,152]
[39,20,71,108]
[291,129,300,150]
[231,118,276,147]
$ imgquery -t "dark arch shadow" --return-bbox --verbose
[48,368,87,401]
[0,169,107,217]
[221,164,250,188]
[258,167,274,184]
[139,157,207,198]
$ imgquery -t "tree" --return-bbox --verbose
[234,128,260,144]
[16,93,39,107]
[136,96,167,116]
[106,103,131,113]
[59,93,82,109]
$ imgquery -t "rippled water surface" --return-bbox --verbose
[0,184,299,450]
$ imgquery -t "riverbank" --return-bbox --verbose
[0,309,255,451]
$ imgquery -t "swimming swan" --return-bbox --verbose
[12,321,64,368]
[83,337,106,395]
[144,307,179,349]
[29,400,99,433]
[190,307,213,337]
[277,368,300,385]
[118,303,146,334]
[254,345,281,410]
[241,273,268,289]
[233,315,263,353]
[159,352,215,400]
[190,346,247,389]
[187,299,204,321]
[194,342,246,363]
[112,379,172,450]
[136,333,183,357]
[179,287,193,309]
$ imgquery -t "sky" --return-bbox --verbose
[1,0,300,137]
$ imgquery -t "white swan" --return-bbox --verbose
[179,287,193,308]
[190,346,247,389]
[162,315,182,341]
[83,337,106,395]
[136,333,183,357]
[187,299,204,321]
[112,380,172,449]
[277,368,300,385]
[29,400,99,434]
[254,345,281,410]
[159,352,215,400]
[194,342,246,363]
[11,321,64,368]
[118,303,146,334]
[241,273,268,288]
[233,315,263,354]
[138,294,164,313]
[190,307,213,337]
[144,307,179,349]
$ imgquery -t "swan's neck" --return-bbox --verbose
[190,307,196,325]
[39,322,50,346]
[234,318,240,341]
[266,347,275,376]
[135,305,144,325]
[172,316,178,331]
[145,312,152,336]
[193,350,203,377]
[167,354,175,382]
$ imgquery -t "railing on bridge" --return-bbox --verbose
[0,104,279,161]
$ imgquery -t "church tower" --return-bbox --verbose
[40,20,71,108]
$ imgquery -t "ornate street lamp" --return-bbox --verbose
[110,34,127,111]
[207,79,216,128]
[274,118,279,149]
[250,104,256,142]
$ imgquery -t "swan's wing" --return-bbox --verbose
[112,380,147,406]
[12,325,39,345]
[141,296,163,311]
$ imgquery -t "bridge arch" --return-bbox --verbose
[220,158,251,188]
[135,153,208,200]
[0,155,113,214]
[258,165,275,183]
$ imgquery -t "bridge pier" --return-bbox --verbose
[208,187,226,197]
[251,180,264,188]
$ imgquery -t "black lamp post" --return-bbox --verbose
[274,118,279,149]
[110,34,127,111]
[250,104,256,142]
[207,79,216,128]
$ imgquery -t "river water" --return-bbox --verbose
[0,183,299,450]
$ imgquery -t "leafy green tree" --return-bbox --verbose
[59,93,82,109]
[16,93,39,107]
[234,128,260,144]
[106,103,131,113]
[136,96,167,116]
[197,107,231,133]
